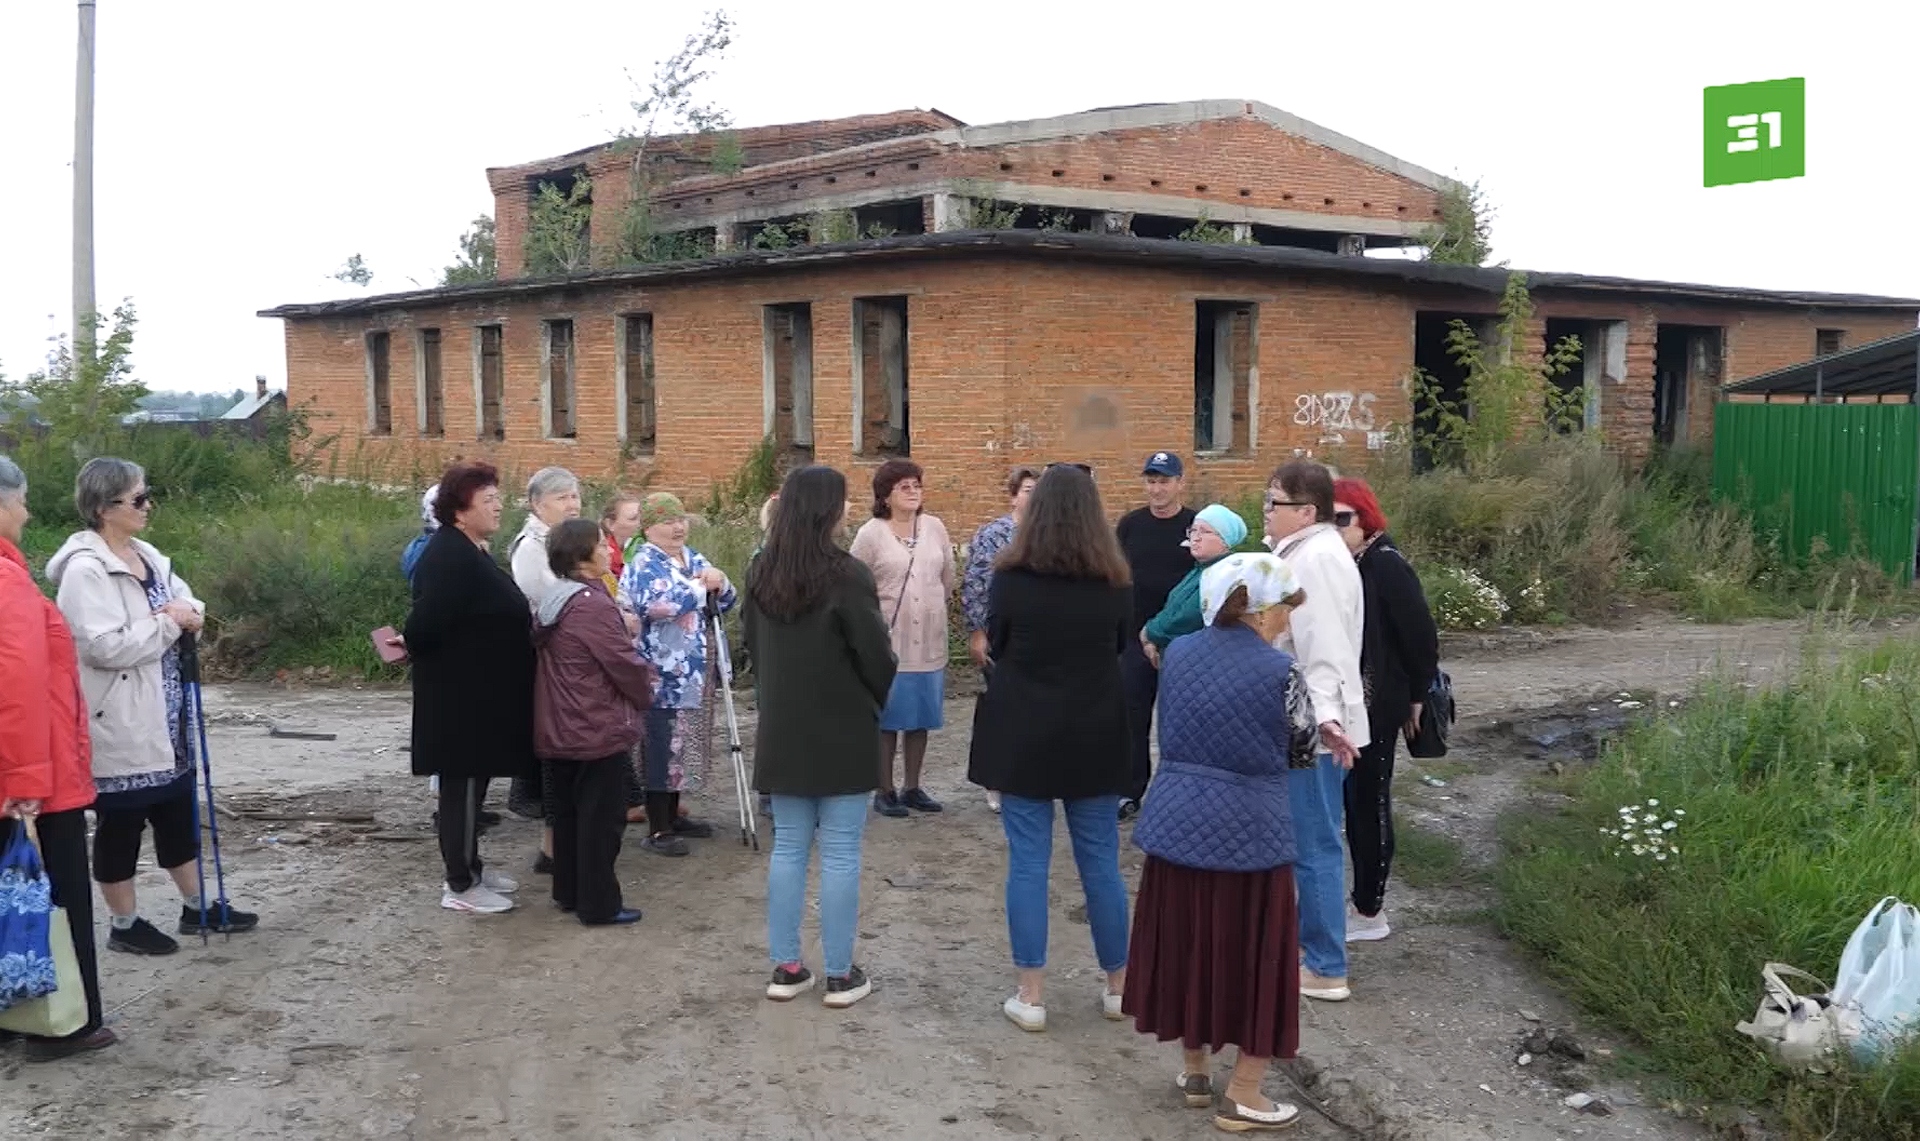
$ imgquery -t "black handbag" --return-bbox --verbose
[1404,669,1455,758]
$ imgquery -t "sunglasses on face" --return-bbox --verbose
[1334,511,1356,528]
[114,492,153,510]
[1263,494,1309,511]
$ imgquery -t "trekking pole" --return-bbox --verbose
[178,631,234,942]
[706,597,757,851]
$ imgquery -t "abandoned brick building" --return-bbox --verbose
[263,100,1920,525]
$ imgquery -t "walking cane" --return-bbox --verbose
[178,632,234,944]
[705,597,757,851]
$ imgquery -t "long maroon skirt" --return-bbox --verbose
[1121,857,1300,1059]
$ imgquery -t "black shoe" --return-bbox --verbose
[179,903,260,936]
[873,791,909,818]
[670,816,715,839]
[107,917,179,956]
[21,1026,117,1062]
[766,965,815,1001]
[1118,798,1141,822]
[579,907,643,927]
[477,809,502,827]
[901,788,943,813]
[640,833,690,857]
[823,965,873,1008]
[533,852,554,875]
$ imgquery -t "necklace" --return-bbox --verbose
[891,515,920,550]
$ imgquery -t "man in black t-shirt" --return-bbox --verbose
[1114,451,1197,817]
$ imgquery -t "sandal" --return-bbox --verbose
[1178,1071,1215,1108]
[1213,1098,1299,1133]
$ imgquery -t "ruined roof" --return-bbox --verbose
[258,229,1920,320]
[487,109,964,180]
[1724,328,1920,397]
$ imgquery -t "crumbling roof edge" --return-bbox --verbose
[257,230,1920,320]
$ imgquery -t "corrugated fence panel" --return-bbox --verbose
[1712,402,1918,581]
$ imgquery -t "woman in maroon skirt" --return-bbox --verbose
[1123,552,1318,1132]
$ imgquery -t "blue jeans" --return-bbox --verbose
[999,794,1130,972]
[1290,753,1349,978]
[767,793,869,978]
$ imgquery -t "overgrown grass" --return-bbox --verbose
[1393,815,1472,889]
[1495,629,1920,1138]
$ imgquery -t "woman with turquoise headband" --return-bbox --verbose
[1137,503,1247,668]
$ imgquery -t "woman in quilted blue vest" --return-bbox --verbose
[1122,552,1317,1133]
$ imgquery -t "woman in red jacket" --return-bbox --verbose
[0,455,114,1060]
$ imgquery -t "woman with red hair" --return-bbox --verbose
[1329,478,1438,943]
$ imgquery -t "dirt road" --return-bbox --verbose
[1,616,1884,1139]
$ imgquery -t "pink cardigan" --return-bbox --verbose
[850,514,954,673]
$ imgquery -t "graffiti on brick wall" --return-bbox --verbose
[1293,391,1376,432]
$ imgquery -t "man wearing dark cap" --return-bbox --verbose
[1113,451,1196,818]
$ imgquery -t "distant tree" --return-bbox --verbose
[614,10,735,266]
[442,215,497,285]
[333,253,374,287]
[0,301,146,448]
[1420,179,1498,267]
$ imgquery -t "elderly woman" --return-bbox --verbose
[620,493,736,857]
[402,483,439,585]
[1139,503,1246,667]
[0,456,115,1059]
[1123,553,1317,1131]
[403,462,536,914]
[1331,478,1439,942]
[532,519,655,926]
[45,458,258,957]
[506,466,581,864]
[850,459,955,818]
[966,464,1133,1032]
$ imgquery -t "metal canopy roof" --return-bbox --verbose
[1724,328,1920,397]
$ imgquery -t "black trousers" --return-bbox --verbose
[436,777,487,893]
[1120,639,1160,802]
[2,810,105,1040]
[1344,728,1399,917]
[545,755,627,921]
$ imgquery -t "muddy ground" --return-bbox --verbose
[0,615,1894,1140]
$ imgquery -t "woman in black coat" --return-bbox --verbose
[1331,478,1439,943]
[966,464,1135,1034]
[403,462,537,916]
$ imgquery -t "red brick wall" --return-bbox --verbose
[279,255,1917,540]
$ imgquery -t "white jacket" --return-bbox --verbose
[508,515,558,610]
[45,531,204,784]
[1270,523,1371,750]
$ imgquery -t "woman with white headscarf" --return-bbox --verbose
[1122,553,1320,1132]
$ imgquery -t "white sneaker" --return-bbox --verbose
[1347,907,1390,942]
[479,869,520,894]
[1003,994,1047,1032]
[986,791,1002,814]
[441,884,514,914]
[1102,990,1125,1021]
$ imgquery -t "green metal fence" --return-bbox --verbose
[1711,402,1918,582]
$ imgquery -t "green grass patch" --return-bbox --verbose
[1394,816,1473,889]
[1495,630,1920,1138]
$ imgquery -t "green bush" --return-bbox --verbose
[1496,630,1920,1138]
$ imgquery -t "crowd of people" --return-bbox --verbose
[0,443,1442,1132]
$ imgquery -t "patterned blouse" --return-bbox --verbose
[961,513,1016,634]
[96,560,193,799]
[619,542,738,710]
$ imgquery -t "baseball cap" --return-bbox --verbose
[1142,451,1184,478]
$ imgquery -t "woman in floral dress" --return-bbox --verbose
[619,493,738,857]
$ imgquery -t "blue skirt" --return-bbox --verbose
[880,668,946,732]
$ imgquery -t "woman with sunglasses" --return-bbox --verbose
[47,459,260,956]
[1330,479,1438,943]
[1137,504,1248,668]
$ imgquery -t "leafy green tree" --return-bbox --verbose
[525,175,594,275]
[442,215,497,285]
[1421,179,1496,266]
[614,10,735,265]
[0,302,147,451]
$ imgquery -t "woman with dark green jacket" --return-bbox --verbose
[1139,504,1248,664]
[744,465,897,1010]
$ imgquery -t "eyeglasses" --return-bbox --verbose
[1333,510,1356,528]
[113,492,153,510]
[1263,495,1309,510]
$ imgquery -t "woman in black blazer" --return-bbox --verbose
[967,464,1134,1033]
[403,462,537,916]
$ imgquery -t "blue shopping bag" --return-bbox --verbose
[0,823,57,1011]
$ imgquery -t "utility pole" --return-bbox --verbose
[73,0,97,363]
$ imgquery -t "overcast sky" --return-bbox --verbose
[1,1,1914,394]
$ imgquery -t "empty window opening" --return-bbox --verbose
[1543,318,1605,434]
[763,303,815,455]
[1654,325,1723,447]
[365,331,392,436]
[1412,312,1495,472]
[854,200,926,238]
[477,324,505,441]
[543,319,577,439]
[620,314,657,454]
[1816,328,1846,357]
[524,169,591,271]
[854,297,910,458]
[1193,301,1256,455]
[417,328,445,438]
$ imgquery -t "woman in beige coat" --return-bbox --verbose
[46,458,259,957]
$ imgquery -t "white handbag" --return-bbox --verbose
[1735,962,1842,1071]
